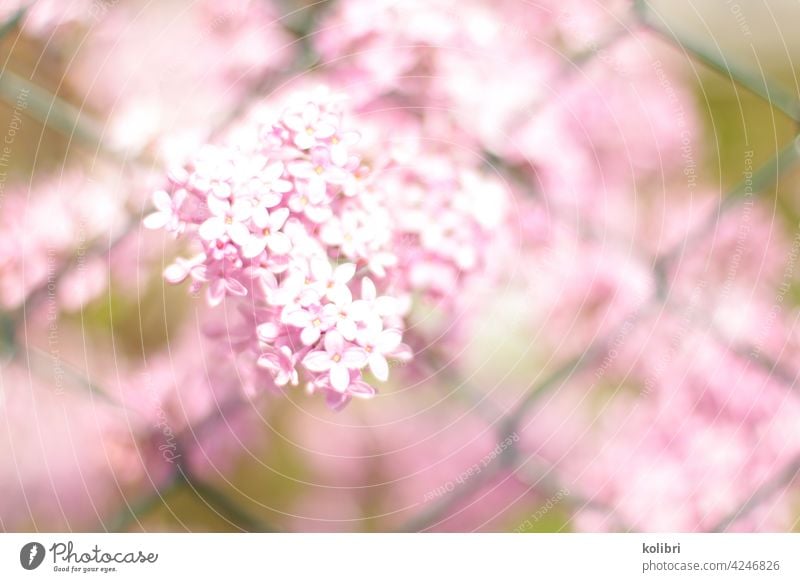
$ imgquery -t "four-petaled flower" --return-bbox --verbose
[356,319,403,381]
[283,102,337,150]
[199,195,252,246]
[283,303,335,346]
[302,331,368,392]
[144,189,186,233]
[243,207,292,258]
[257,346,299,387]
[288,147,348,200]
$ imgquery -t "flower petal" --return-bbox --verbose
[324,330,344,354]
[337,318,357,341]
[303,350,332,372]
[242,236,268,259]
[143,211,169,230]
[228,222,251,247]
[270,207,290,230]
[152,190,173,212]
[377,329,402,352]
[329,365,350,392]
[300,325,322,346]
[333,263,357,284]
[267,232,292,255]
[199,217,226,241]
[342,347,368,368]
[368,354,389,381]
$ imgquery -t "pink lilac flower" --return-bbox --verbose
[302,331,369,392]
[243,207,292,258]
[150,92,497,406]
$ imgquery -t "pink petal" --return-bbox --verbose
[257,353,279,371]
[324,330,344,354]
[342,347,368,368]
[207,279,226,307]
[225,278,248,297]
[303,350,332,372]
[349,380,376,399]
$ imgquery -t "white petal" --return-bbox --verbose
[143,211,169,230]
[293,132,315,150]
[260,192,283,208]
[206,194,229,217]
[232,199,253,221]
[337,318,357,341]
[152,190,173,212]
[251,206,270,228]
[361,277,377,301]
[163,262,189,284]
[267,232,292,255]
[324,330,344,354]
[307,176,327,200]
[303,350,332,372]
[228,222,251,247]
[329,365,350,392]
[334,263,357,284]
[242,236,268,259]
[300,325,321,346]
[369,354,389,381]
[199,217,225,241]
[270,207,290,230]
[263,161,284,181]
[257,322,280,341]
[282,308,310,326]
[310,256,332,281]
[377,329,402,352]
[342,347,368,368]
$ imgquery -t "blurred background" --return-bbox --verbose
[2,0,800,532]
